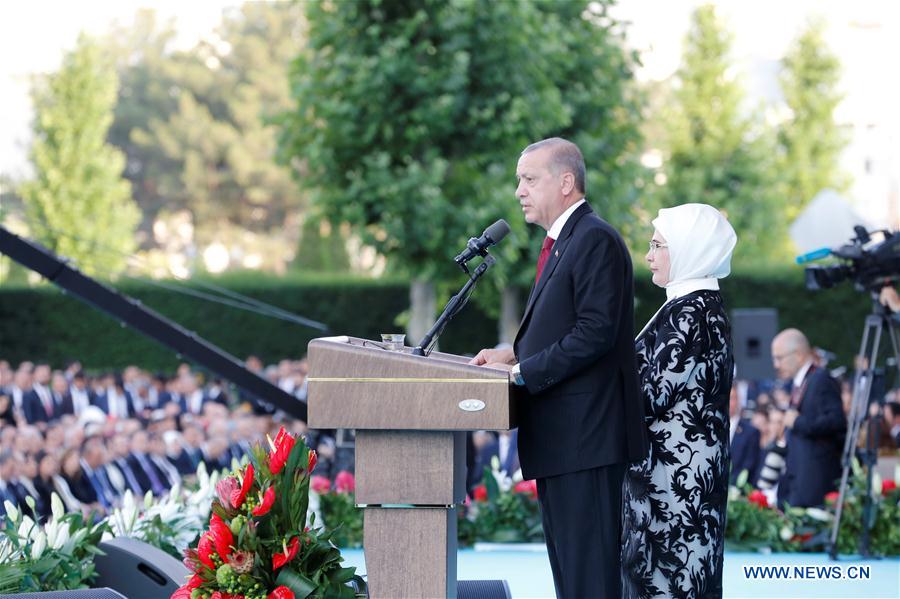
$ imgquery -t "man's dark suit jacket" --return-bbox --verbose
[22,390,50,424]
[729,418,761,485]
[514,202,648,480]
[780,367,846,507]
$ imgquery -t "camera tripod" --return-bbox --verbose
[828,297,899,559]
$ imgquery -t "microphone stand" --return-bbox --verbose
[411,253,496,356]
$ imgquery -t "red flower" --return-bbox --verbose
[747,490,769,508]
[272,536,300,570]
[182,548,200,572]
[308,449,318,473]
[187,574,203,590]
[210,593,244,599]
[472,484,488,502]
[252,486,276,516]
[883,480,897,495]
[197,532,216,569]
[825,491,840,504]
[268,586,295,599]
[232,464,254,509]
[171,586,192,599]
[311,475,331,494]
[210,513,234,559]
[334,470,355,494]
[513,479,538,499]
[268,427,296,475]
[215,477,240,510]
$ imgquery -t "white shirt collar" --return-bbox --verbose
[547,199,586,240]
[793,360,815,388]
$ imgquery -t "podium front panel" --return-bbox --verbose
[307,338,516,430]
[355,430,466,505]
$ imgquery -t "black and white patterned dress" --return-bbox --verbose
[622,290,733,599]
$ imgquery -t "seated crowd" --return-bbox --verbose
[0,357,351,522]
[4,331,899,523]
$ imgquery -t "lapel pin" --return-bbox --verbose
[554,250,559,257]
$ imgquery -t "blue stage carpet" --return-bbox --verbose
[339,546,900,598]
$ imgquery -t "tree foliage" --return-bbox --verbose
[651,5,788,262]
[109,4,306,247]
[19,34,139,278]
[778,18,849,221]
[278,0,644,289]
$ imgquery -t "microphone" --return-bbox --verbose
[454,219,510,264]
[795,247,831,265]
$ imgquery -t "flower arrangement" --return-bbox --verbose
[106,462,220,558]
[725,463,900,555]
[172,427,366,599]
[313,472,363,549]
[0,494,107,593]
[458,461,543,546]
[819,461,900,556]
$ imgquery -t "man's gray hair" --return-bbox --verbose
[522,137,586,194]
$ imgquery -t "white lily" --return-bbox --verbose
[805,507,833,522]
[17,515,36,542]
[50,493,65,521]
[0,537,18,562]
[779,525,793,541]
[48,518,70,550]
[64,528,87,555]
[3,500,18,524]
[30,530,47,559]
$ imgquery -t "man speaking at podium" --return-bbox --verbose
[471,137,647,598]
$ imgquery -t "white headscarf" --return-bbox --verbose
[637,203,737,338]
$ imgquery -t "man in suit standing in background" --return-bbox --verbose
[470,138,647,598]
[772,328,846,507]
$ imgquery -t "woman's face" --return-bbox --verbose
[62,452,80,477]
[40,454,59,478]
[646,230,671,288]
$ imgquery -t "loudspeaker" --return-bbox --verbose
[731,308,779,381]
[92,537,189,599]
[0,590,125,598]
[457,579,512,599]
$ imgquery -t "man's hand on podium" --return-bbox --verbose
[469,347,516,367]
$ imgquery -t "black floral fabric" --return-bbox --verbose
[622,290,733,599]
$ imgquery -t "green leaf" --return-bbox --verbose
[276,568,317,599]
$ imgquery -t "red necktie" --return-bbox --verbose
[535,236,554,283]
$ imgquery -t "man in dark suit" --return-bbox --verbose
[729,385,761,485]
[22,388,51,425]
[51,372,74,417]
[471,138,647,598]
[773,328,846,507]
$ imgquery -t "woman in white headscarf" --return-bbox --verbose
[621,204,737,599]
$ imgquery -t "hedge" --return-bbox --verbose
[0,267,873,372]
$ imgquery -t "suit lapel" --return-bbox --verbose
[519,202,593,330]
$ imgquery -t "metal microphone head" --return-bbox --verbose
[484,219,511,244]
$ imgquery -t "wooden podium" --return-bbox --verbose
[307,336,517,599]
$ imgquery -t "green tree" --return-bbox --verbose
[778,18,849,221]
[278,0,643,341]
[651,5,787,263]
[294,215,351,273]
[105,10,188,237]
[127,2,306,244]
[19,34,139,278]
